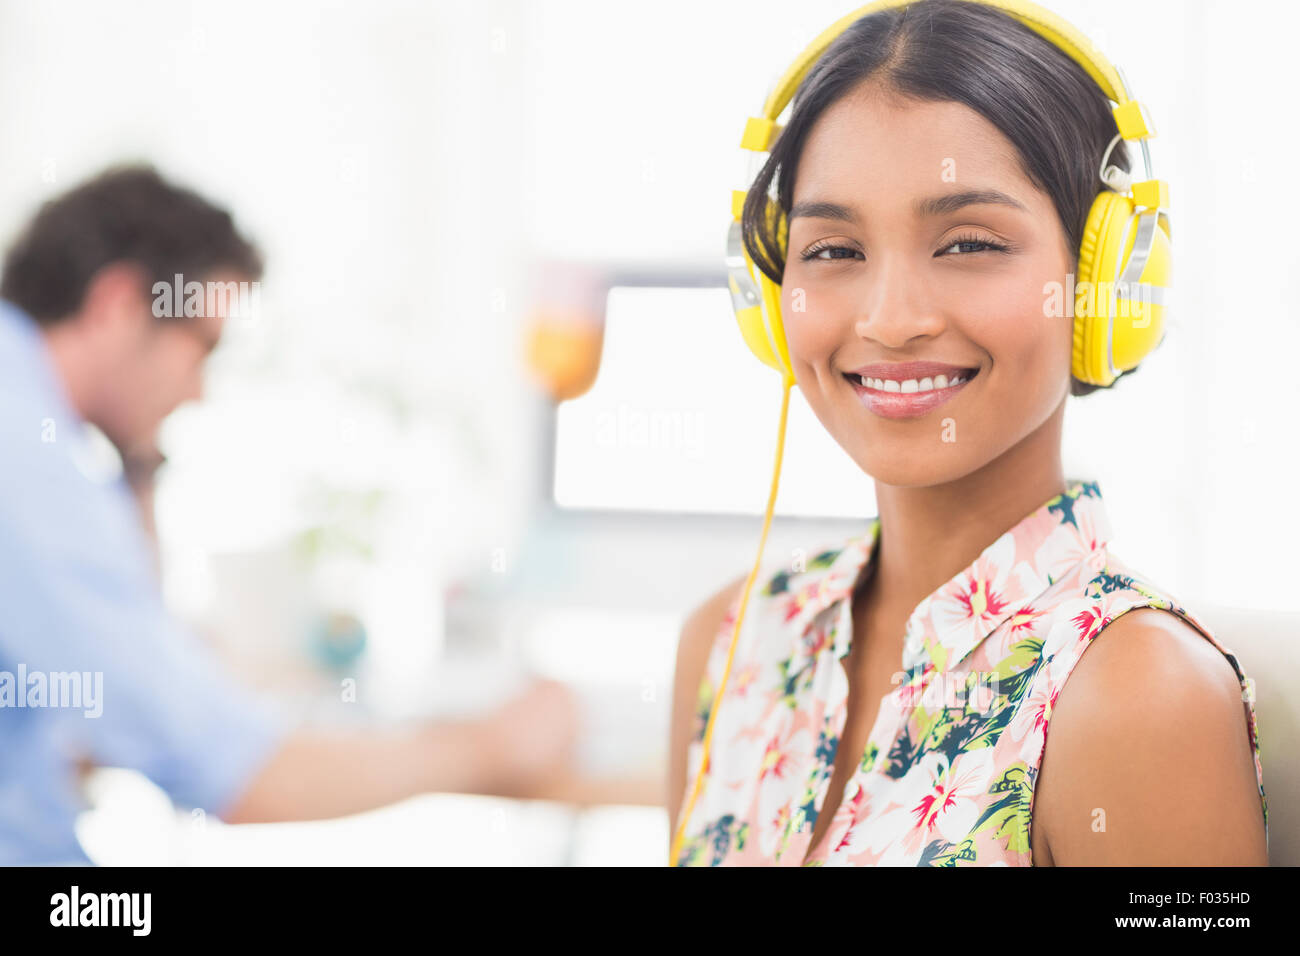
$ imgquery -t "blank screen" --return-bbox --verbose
[552,286,876,518]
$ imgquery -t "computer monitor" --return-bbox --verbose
[551,285,876,519]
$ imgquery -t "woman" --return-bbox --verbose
[667,0,1268,866]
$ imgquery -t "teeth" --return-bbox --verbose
[857,372,969,392]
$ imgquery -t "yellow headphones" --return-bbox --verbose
[671,0,1170,866]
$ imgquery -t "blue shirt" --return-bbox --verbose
[0,298,293,864]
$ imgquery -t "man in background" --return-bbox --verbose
[0,164,576,864]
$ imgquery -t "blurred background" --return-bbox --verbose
[0,0,1294,864]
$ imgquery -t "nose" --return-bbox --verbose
[852,250,945,348]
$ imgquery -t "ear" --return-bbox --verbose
[77,262,153,339]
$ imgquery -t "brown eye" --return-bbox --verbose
[800,242,863,263]
[936,234,1009,256]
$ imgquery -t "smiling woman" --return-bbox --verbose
[669,0,1268,868]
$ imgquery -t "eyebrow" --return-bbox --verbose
[789,189,1027,223]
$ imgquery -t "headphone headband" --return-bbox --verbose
[742,0,1157,156]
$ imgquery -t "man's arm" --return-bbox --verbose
[222,680,579,824]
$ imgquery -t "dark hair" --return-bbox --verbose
[742,0,1137,397]
[0,163,263,325]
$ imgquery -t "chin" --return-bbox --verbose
[867,465,971,490]
[847,442,978,490]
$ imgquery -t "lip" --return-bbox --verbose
[847,360,977,380]
[843,362,979,420]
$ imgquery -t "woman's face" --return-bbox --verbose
[781,81,1075,488]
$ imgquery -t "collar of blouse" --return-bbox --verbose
[780,478,1114,678]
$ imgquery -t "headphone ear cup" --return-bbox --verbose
[1072,191,1117,386]
[756,269,794,385]
[731,200,796,384]
[1113,212,1169,373]
[1072,191,1171,387]
[732,266,785,373]
[763,202,795,384]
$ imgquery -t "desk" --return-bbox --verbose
[78,767,667,865]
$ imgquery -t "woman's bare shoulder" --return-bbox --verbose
[1033,608,1267,865]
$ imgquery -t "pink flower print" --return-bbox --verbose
[1075,502,1109,556]
[1070,604,1113,642]
[758,734,793,782]
[1066,588,1134,646]
[756,728,814,857]
[828,782,869,855]
[719,601,738,631]
[1007,674,1055,745]
[1011,509,1060,559]
[771,802,791,839]
[958,572,1010,624]
[859,749,996,864]
[1004,603,1043,635]
[929,544,1017,653]
[730,663,759,699]
[780,581,820,625]
[1038,519,1103,582]
[895,675,926,711]
[981,603,1045,667]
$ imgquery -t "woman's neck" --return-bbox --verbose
[868,401,1067,626]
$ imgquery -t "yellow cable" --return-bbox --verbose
[669,374,794,866]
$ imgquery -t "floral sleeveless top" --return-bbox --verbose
[673,479,1268,866]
